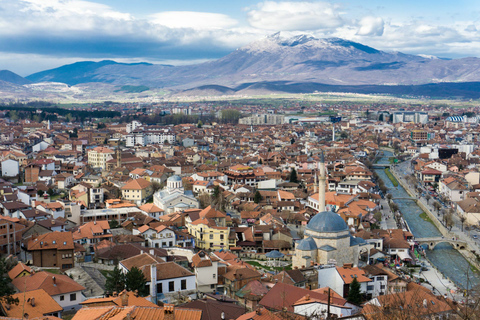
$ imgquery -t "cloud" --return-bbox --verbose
[356,16,384,36]
[150,11,237,30]
[247,1,344,31]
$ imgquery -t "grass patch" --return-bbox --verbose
[43,268,62,274]
[246,260,291,272]
[419,212,433,224]
[99,270,112,278]
[384,168,399,187]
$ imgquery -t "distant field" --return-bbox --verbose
[115,85,150,93]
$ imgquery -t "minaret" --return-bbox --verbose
[332,124,335,142]
[318,151,326,212]
[314,172,317,193]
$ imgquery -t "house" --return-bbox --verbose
[120,253,196,304]
[72,304,201,320]
[0,289,63,319]
[80,290,158,308]
[259,282,354,318]
[11,271,86,311]
[121,178,153,206]
[362,286,453,319]
[133,225,177,248]
[87,147,114,170]
[73,220,112,253]
[28,231,75,270]
[317,264,372,299]
[181,298,244,320]
[191,250,221,293]
[56,172,75,189]
[8,262,32,279]
[1,159,19,177]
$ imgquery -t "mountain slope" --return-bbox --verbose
[24,34,480,89]
[26,60,154,85]
[0,70,32,85]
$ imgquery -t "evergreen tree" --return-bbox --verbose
[348,277,362,305]
[289,168,298,183]
[125,267,148,296]
[254,191,262,204]
[0,258,19,305]
[258,158,263,164]
[105,266,125,295]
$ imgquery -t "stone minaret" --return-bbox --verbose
[314,172,317,193]
[318,151,326,212]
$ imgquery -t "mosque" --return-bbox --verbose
[292,154,367,268]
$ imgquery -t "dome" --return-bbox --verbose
[306,211,348,233]
[168,175,182,182]
[296,237,317,251]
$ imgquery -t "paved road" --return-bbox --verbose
[379,197,397,230]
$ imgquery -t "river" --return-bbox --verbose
[375,151,480,290]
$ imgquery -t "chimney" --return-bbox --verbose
[120,290,128,307]
[256,308,262,315]
[305,294,310,301]
[150,264,157,305]
[51,220,55,225]
[149,249,154,255]
[52,276,56,286]
[30,298,35,307]
[140,250,144,255]
[164,304,175,320]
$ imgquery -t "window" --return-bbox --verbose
[181,279,187,290]
[169,281,174,292]
[213,274,216,279]
[157,283,163,293]
[60,295,64,301]
[209,234,213,239]
[70,293,76,301]
[367,285,374,291]
[220,234,224,240]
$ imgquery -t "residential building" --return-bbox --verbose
[28,231,75,270]
[87,147,114,170]
[121,178,153,206]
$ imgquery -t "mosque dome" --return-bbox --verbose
[296,237,317,251]
[306,210,348,233]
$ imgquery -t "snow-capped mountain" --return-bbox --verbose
[18,33,480,91]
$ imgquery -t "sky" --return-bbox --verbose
[2,0,480,76]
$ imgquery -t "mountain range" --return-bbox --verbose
[4,33,480,99]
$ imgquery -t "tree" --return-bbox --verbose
[37,190,44,197]
[254,191,262,204]
[289,168,298,183]
[125,267,148,296]
[425,194,431,204]
[105,266,126,295]
[290,137,295,144]
[152,182,162,193]
[0,258,17,305]
[258,158,263,164]
[47,188,54,196]
[198,193,212,209]
[460,215,466,232]
[109,219,119,229]
[348,277,362,305]
[197,120,203,128]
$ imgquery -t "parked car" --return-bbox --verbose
[473,235,478,239]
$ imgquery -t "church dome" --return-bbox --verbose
[306,211,348,233]
[168,175,182,182]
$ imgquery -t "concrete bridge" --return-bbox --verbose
[416,237,468,250]
[372,164,392,168]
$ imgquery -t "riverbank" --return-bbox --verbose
[390,163,480,273]
[384,168,398,187]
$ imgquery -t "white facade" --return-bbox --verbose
[195,261,218,293]
[294,301,353,318]
[126,129,176,147]
[1,159,19,177]
[126,120,142,133]
[52,290,85,312]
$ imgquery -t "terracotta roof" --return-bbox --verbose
[8,262,32,280]
[335,265,372,284]
[72,305,202,320]
[28,231,74,251]
[181,299,244,320]
[12,271,85,295]
[121,178,151,190]
[139,203,163,213]
[73,221,110,241]
[259,282,347,312]
[0,289,62,319]
[81,290,158,308]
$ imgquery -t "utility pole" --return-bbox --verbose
[327,287,331,320]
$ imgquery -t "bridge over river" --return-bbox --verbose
[416,237,468,250]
